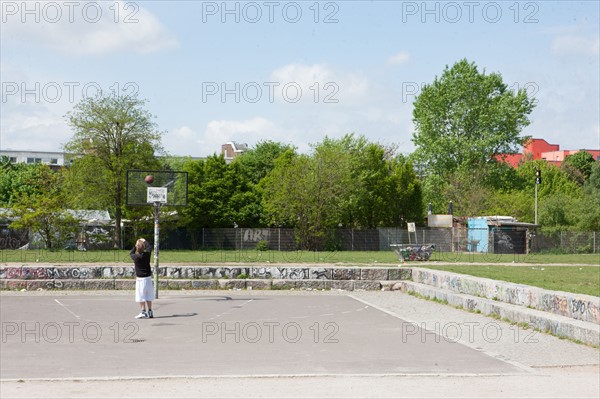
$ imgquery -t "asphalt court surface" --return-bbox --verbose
[0,292,526,379]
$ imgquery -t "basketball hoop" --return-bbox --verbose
[126,170,188,299]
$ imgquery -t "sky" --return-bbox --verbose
[1,0,599,157]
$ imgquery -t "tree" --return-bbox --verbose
[412,59,536,178]
[65,94,163,248]
[516,160,580,199]
[261,145,352,249]
[181,155,260,232]
[576,163,600,231]
[386,155,423,225]
[234,140,296,185]
[538,194,577,229]
[484,190,533,222]
[0,160,48,207]
[261,134,423,248]
[8,166,79,249]
[332,135,422,227]
[561,151,596,185]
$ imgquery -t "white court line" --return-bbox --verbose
[54,299,81,320]
[348,294,535,375]
[210,299,255,320]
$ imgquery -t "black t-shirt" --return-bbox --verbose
[130,245,152,277]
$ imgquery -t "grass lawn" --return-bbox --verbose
[1,249,598,265]
[419,264,600,297]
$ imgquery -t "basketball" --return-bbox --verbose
[145,175,154,184]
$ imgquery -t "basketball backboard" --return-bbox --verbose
[126,170,188,206]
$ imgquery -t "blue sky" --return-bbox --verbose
[1,0,599,157]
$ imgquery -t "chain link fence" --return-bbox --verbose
[1,224,598,254]
[127,227,599,254]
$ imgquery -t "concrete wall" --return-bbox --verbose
[410,267,600,325]
[0,265,414,292]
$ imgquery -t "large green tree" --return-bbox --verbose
[261,145,352,249]
[412,59,536,178]
[332,135,422,227]
[64,94,163,248]
[261,135,423,248]
[234,140,296,185]
[181,155,260,232]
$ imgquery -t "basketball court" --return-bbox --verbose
[1,290,598,398]
[2,291,526,379]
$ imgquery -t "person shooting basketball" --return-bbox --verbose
[130,238,154,319]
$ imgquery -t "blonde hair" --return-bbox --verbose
[135,238,146,254]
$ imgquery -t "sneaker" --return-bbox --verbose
[135,311,148,319]
[147,309,154,318]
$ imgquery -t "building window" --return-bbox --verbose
[9,157,17,163]
[50,158,58,164]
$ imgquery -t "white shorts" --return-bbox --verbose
[135,276,155,302]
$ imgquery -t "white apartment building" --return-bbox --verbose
[0,149,68,167]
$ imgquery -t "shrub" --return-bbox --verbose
[256,240,269,251]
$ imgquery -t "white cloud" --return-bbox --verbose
[387,51,411,66]
[171,126,195,139]
[191,117,278,156]
[551,34,600,56]
[0,111,69,152]
[269,63,369,105]
[2,1,178,56]
[161,126,198,156]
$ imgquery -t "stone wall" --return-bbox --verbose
[0,265,414,292]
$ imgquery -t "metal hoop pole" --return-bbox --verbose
[153,202,160,299]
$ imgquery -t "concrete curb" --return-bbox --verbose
[410,267,600,324]
[0,278,384,292]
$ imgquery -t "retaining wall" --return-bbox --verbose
[0,265,413,292]
[410,267,600,325]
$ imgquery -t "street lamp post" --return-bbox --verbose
[535,169,541,225]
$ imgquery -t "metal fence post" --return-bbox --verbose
[560,231,563,249]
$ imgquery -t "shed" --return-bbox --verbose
[467,216,538,254]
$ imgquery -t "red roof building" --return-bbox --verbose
[498,138,600,167]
